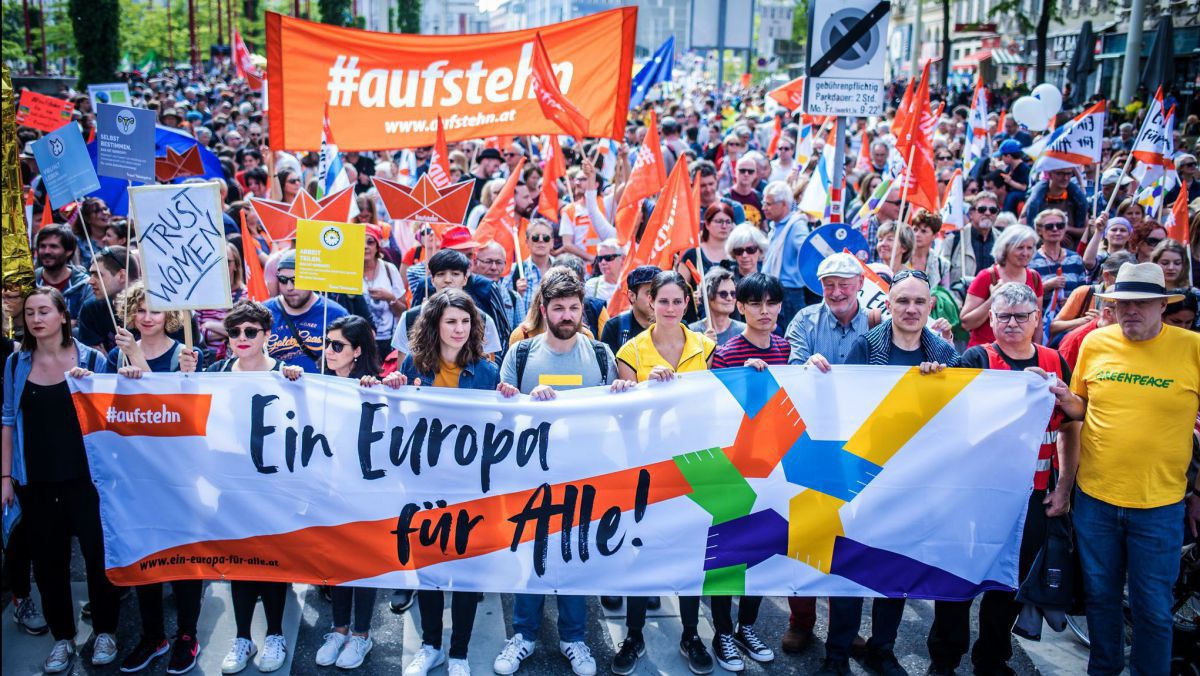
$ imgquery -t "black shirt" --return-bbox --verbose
[960,344,1072,382]
[600,310,650,356]
[844,336,925,366]
[21,380,88,482]
[77,298,117,351]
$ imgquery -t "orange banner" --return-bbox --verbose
[73,393,212,437]
[265,9,637,151]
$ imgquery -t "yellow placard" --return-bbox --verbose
[294,219,365,294]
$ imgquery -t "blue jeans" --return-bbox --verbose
[511,594,587,643]
[1074,488,1183,676]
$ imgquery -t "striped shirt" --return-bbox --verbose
[712,333,791,369]
[1029,248,1088,309]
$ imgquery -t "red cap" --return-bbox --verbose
[440,225,481,251]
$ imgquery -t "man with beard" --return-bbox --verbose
[264,251,349,373]
[942,191,1000,301]
[494,268,634,676]
[33,225,91,318]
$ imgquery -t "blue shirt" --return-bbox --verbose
[264,295,348,373]
[765,210,810,288]
[785,301,870,365]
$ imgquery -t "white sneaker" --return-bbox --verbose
[449,657,472,676]
[44,639,76,674]
[493,633,535,675]
[92,632,119,665]
[404,643,445,675]
[257,634,288,673]
[315,632,347,667]
[335,635,373,670]
[559,641,596,676]
[220,638,256,674]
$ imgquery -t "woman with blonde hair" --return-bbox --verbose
[106,282,201,374]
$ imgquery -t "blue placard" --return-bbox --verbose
[797,223,871,295]
[95,103,156,183]
[32,123,101,209]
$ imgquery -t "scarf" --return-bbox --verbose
[863,320,960,367]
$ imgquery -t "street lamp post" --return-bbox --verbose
[1118,0,1145,106]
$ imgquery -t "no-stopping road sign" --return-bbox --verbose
[804,0,890,117]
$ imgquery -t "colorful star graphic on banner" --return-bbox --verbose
[373,173,474,225]
[249,185,356,242]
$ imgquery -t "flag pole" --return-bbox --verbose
[1101,151,1136,217]
[892,145,917,272]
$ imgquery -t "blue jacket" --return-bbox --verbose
[2,339,109,485]
[35,266,93,318]
[398,354,499,391]
[1023,180,1087,233]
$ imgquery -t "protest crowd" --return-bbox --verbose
[3,16,1200,676]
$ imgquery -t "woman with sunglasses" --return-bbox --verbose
[75,197,112,270]
[960,225,1043,347]
[308,315,383,671]
[1131,220,1169,263]
[379,289,497,676]
[725,223,767,282]
[206,301,302,674]
[769,135,797,184]
[584,239,625,302]
[1029,208,1088,310]
[688,267,745,347]
[277,168,302,204]
[512,220,556,310]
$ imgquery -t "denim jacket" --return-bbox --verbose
[398,354,499,391]
[2,339,109,485]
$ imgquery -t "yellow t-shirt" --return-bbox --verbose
[615,323,716,383]
[433,360,462,389]
[1070,324,1200,508]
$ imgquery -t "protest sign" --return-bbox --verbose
[265,8,636,150]
[295,219,365,294]
[72,366,1051,597]
[87,82,132,109]
[32,123,101,208]
[95,103,156,183]
[15,90,73,132]
[128,182,231,311]
[803,0,889,116]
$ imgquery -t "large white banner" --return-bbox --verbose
[70,366,1053,599]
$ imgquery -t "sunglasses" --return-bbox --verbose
[731,246,759,256]
[277,275,296,286]
[1144,237,1164,247]
[936,155,953,161]
[778,145,794,152]
[737,168,757,174]
[891,269,930,285]
[1040,221,1067,230]
[325,339,348,353]
[228,326,262,339]
[529,234,553,243]
[975,206,999,214]
[595,253,622,263]
[287,178,301,184]
[994,311,1035,324]
[715,290,736,300]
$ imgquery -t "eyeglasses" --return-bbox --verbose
[1178,162,1197,170]
[529,234,553,243]
[975,206,999,214]
[1040,221,1067,230]
[731,246,759,256]
[277,275,296,286]
[595,253,622,263]
[714,290,736,300]
[476,257,505,266]
[502,152,520,158]
[891,269,930,285]
[325,339,348,353]
[227,326,262,339]
[709,218,735,226]
[726,141,745,147]
[737,168,757,174]
[885,199,903,206]
[994,311,1035,324]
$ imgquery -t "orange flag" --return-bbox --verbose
[1166,181,1190,244]
[895,62,939,215]
[240,210,271,302]
[538,136,566,222]
[767,116,784,157]
[427,116,453,190]
[531,33,589,141]
[768,76,804,110]
[613,110,667,244]
[854,131,873,172]
[891,76,916,141]
[473,158,526,277]
[607,159,698,316]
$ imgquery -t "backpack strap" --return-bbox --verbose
[514,339,533,390]
[589,339,611,385]
[989,265,1000,287]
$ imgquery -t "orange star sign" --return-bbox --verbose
[249,185,357,242]
[373,173,474,225]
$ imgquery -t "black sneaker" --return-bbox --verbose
[81,601,92,619]
[733,624,774,662]
[679,634,713,674]
[816,657,853,676]
[119,636,169,673]
[712,633,745,672]
[600,596,623,611]
[166,634,200,674]
[864,649,909,676]
[610,635,645,675]
[390,589,415,613]
[646,596,661,610]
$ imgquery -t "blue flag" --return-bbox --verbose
[629,36,674,109]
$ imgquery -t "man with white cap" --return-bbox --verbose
[1043,262,1200,676]
[1098,167,1135,215]
[1164,152,1197,205]
[785,252,874,366]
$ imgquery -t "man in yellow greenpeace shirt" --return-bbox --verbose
[1045,263,1200,676]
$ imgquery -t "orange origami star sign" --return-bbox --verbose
[248,185,356,242]
[155,145,205,182]
[372,173,474,225]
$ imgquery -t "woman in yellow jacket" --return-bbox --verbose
[610,270,716,675]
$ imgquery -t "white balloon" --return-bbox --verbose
[1012,96,1050,132]
[1032,83,1063,117]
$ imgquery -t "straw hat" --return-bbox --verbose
[1095,262,1185,302]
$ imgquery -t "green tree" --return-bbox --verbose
[70,0,120,86]
[989,0,1060,83]
[790,0,808,45]
[2,2,29,70]
[317,0,350,26]
[395,0,419,34]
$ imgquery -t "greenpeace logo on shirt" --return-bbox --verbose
[1094,369,1174,389]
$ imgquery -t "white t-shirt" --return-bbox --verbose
[584,276,618,302]
[363,261,405,341]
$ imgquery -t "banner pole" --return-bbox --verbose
[1101,152,1135,217]
[320,291,328,375]
[182,310,194,352]
[79,201,120,330]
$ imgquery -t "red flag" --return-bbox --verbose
[233,30,264,91]
[996,109,1007,137]
[607,159,698,316]
[427,116,453,190]
[894,62,939,215]
[473,158,527,277]
[768,76,805,110]
[612,110,667,243]
[240,210,270,302]
[538,136,566,222]
[1166,181,1190,245]
[767,116,784,157]
[891,76,916,141]
[531,33,589,141]
[854,132,873,173]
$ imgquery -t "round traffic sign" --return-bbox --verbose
[821,8,882,70]
[797,223,871,295]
